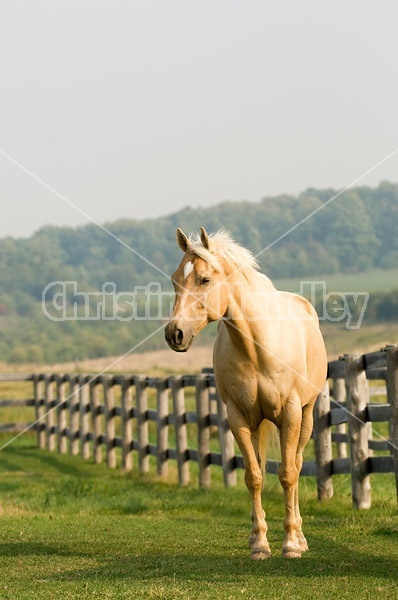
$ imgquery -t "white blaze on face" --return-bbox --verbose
[183,260,194,280]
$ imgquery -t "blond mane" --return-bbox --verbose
[188,229,260,278]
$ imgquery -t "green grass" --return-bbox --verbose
[274,268,398,293]
[1,434,398,599]
[0,361,397,598]
[317,321,398,359]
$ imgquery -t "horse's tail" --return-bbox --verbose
[258,419,280,479]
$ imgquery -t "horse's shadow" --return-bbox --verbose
[3,537,393,583]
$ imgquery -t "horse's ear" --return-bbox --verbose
[176,228,190,253]
[200,227,211,250]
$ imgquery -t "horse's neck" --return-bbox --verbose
[222,269,276,354]
[225,268,275,303]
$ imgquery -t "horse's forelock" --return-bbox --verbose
[188,245,222,272]
[188,229,259,274]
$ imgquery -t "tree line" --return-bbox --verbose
[0,182,397,363]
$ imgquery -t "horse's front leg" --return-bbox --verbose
[227,403,270,560]
[293,403,316,553]
[279,397,302,558]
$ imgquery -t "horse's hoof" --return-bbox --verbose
[250,548,271,560]
[298,533,309,552]
[299,540,309,552]
[282,547,302,559]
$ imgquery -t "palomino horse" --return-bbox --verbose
[165,227,327,559]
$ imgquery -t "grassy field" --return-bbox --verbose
[0,373,397,598]
[320,321,398,359]
[0,320,397,376]
[274,267,398,293]
[0,432,398,600]
[1,317,398,597]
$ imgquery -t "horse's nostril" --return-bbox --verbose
[175,329,183,345]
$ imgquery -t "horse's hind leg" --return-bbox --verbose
[227,403,271,560]
[278,396,302,558]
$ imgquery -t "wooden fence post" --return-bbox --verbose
[170,376,190,486]
[45,376,56,452]
[136,376,149,474]
[104,378,116,469]
[344,354,371,509]
[385,345,398,502]
[69,376,80,455]
[156,379,169,478]
[216,389,237,488]
[34,375,45,450]
[314,380,334,500]
[121,378,134,472]
[79,376,91,460]
[333,378,348,459]
[57,376,68,454]
[196,374,211,488]
[90,381,103,464]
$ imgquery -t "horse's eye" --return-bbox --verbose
[201,277,210,286]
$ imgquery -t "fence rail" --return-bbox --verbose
[1,345,397,508]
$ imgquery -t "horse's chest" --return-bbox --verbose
[221,375,282,426]
[256,378,283,421]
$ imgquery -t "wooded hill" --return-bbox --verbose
[1,182,397,363]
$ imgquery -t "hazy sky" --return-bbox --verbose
[1,1,398,239]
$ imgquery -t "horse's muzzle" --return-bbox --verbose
[165,322,194,352]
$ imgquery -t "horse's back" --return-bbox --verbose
[280,291,319,321]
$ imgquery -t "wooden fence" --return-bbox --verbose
[1,344,397,508]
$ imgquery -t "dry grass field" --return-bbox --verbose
[1,321,397,377]
[0,344,213,377]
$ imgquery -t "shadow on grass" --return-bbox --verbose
[0,541,88,558]
[19,449,86,478]
[43,541,398,585]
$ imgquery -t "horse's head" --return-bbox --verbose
[165,227,229,352]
